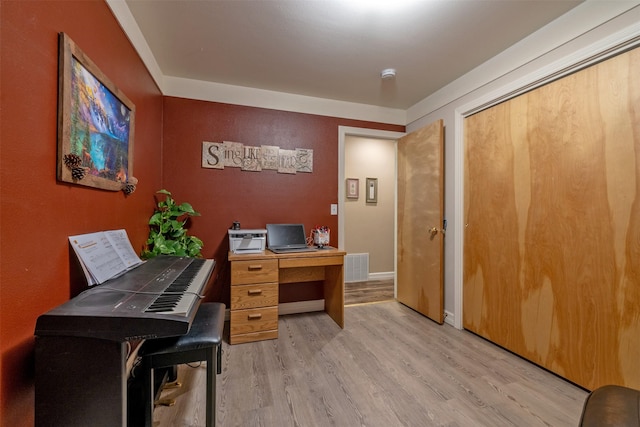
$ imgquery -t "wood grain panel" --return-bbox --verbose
[231,259,279,284]
[616,48,640,390]
[279,266,325,283]
[229,329,279,345]
[279,255,344,268]
[230,282,279,310]
[230,307,279,336]
[397,120,444,323]
[324,264,345,328]
[464,46,640,390]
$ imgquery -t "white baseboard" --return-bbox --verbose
[443,310,455,327]
[368,271,394,281]
[279,299,325,315]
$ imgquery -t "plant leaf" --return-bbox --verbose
[143,189,204,259]
[178,202,200,216]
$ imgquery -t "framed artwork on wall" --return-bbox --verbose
[57,32,137,193]
[346,178,359,199]
[366,178,378,203]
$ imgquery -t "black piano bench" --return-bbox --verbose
[579,385,640,427]
[138,302,225,427]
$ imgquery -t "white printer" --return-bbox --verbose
[228,229,267,254]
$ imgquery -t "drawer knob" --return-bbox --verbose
[248,313,263,320]
[248,289,263,295]
[248,265,263,270]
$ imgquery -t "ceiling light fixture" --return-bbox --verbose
[381,68,396,80]
[345,0,422,12]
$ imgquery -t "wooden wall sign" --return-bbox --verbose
[202,141,313,174]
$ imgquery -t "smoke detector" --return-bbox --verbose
[380,68,396,80]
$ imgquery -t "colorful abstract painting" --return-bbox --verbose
[69,57,131,183]
[57,32,135,191]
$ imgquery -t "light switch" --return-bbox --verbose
[330,204,338,215]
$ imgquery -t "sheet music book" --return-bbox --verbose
[68,229,144,286]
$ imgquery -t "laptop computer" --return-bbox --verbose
[266,224,317,253]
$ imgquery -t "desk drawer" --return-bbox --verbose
[230,329,278,345]
[231,282,278,309]
[231,259,278,284]
[230,307,278,336]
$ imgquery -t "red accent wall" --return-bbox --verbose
[1,2,403,425]
[1,2,163,425]
[162,97,403,304]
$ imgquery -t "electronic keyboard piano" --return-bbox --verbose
[34,255,216,427]
[35,255,215,341]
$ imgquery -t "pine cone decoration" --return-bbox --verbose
[122,176,138,195]
[71,167,87,180]
[64,153,82,169]
[122,182,136,195]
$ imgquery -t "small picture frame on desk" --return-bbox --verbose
[346,178,359,199]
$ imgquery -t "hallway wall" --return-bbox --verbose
[344,136,396,277]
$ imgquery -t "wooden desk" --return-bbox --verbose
[228,249,345,344]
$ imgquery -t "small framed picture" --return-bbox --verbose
[346,178,359,199]
[366,178,378,203]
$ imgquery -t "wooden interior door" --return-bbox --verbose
[397,119,444,323]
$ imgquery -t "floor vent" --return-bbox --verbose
[345,253,369,283]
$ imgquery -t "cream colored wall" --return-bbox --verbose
[344,136,395,275]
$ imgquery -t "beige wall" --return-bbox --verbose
[344,136,396,275]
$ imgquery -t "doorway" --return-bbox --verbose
[338,127,405,305]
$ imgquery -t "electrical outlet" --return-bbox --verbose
[330,204,338,215]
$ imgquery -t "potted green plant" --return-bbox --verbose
[142,189,204,259]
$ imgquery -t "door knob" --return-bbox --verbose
[429,227,439,235]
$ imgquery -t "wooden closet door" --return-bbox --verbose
[463,47,640,390]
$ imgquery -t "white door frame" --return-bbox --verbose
[338,126,406,292]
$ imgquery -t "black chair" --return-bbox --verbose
[138,302,225,427]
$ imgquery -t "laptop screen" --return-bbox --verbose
[266,224,307,248]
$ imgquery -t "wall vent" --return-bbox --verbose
[345,253,369,283]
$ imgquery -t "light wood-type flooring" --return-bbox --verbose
[153,300,588,427]
[345,279,394,305]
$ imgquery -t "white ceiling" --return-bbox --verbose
[123,0,583,110]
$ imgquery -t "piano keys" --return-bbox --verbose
[144,257,211,314]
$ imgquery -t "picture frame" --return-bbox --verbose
[346,178,359,199]
[57,32,136,191]
[366,178,378,203]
